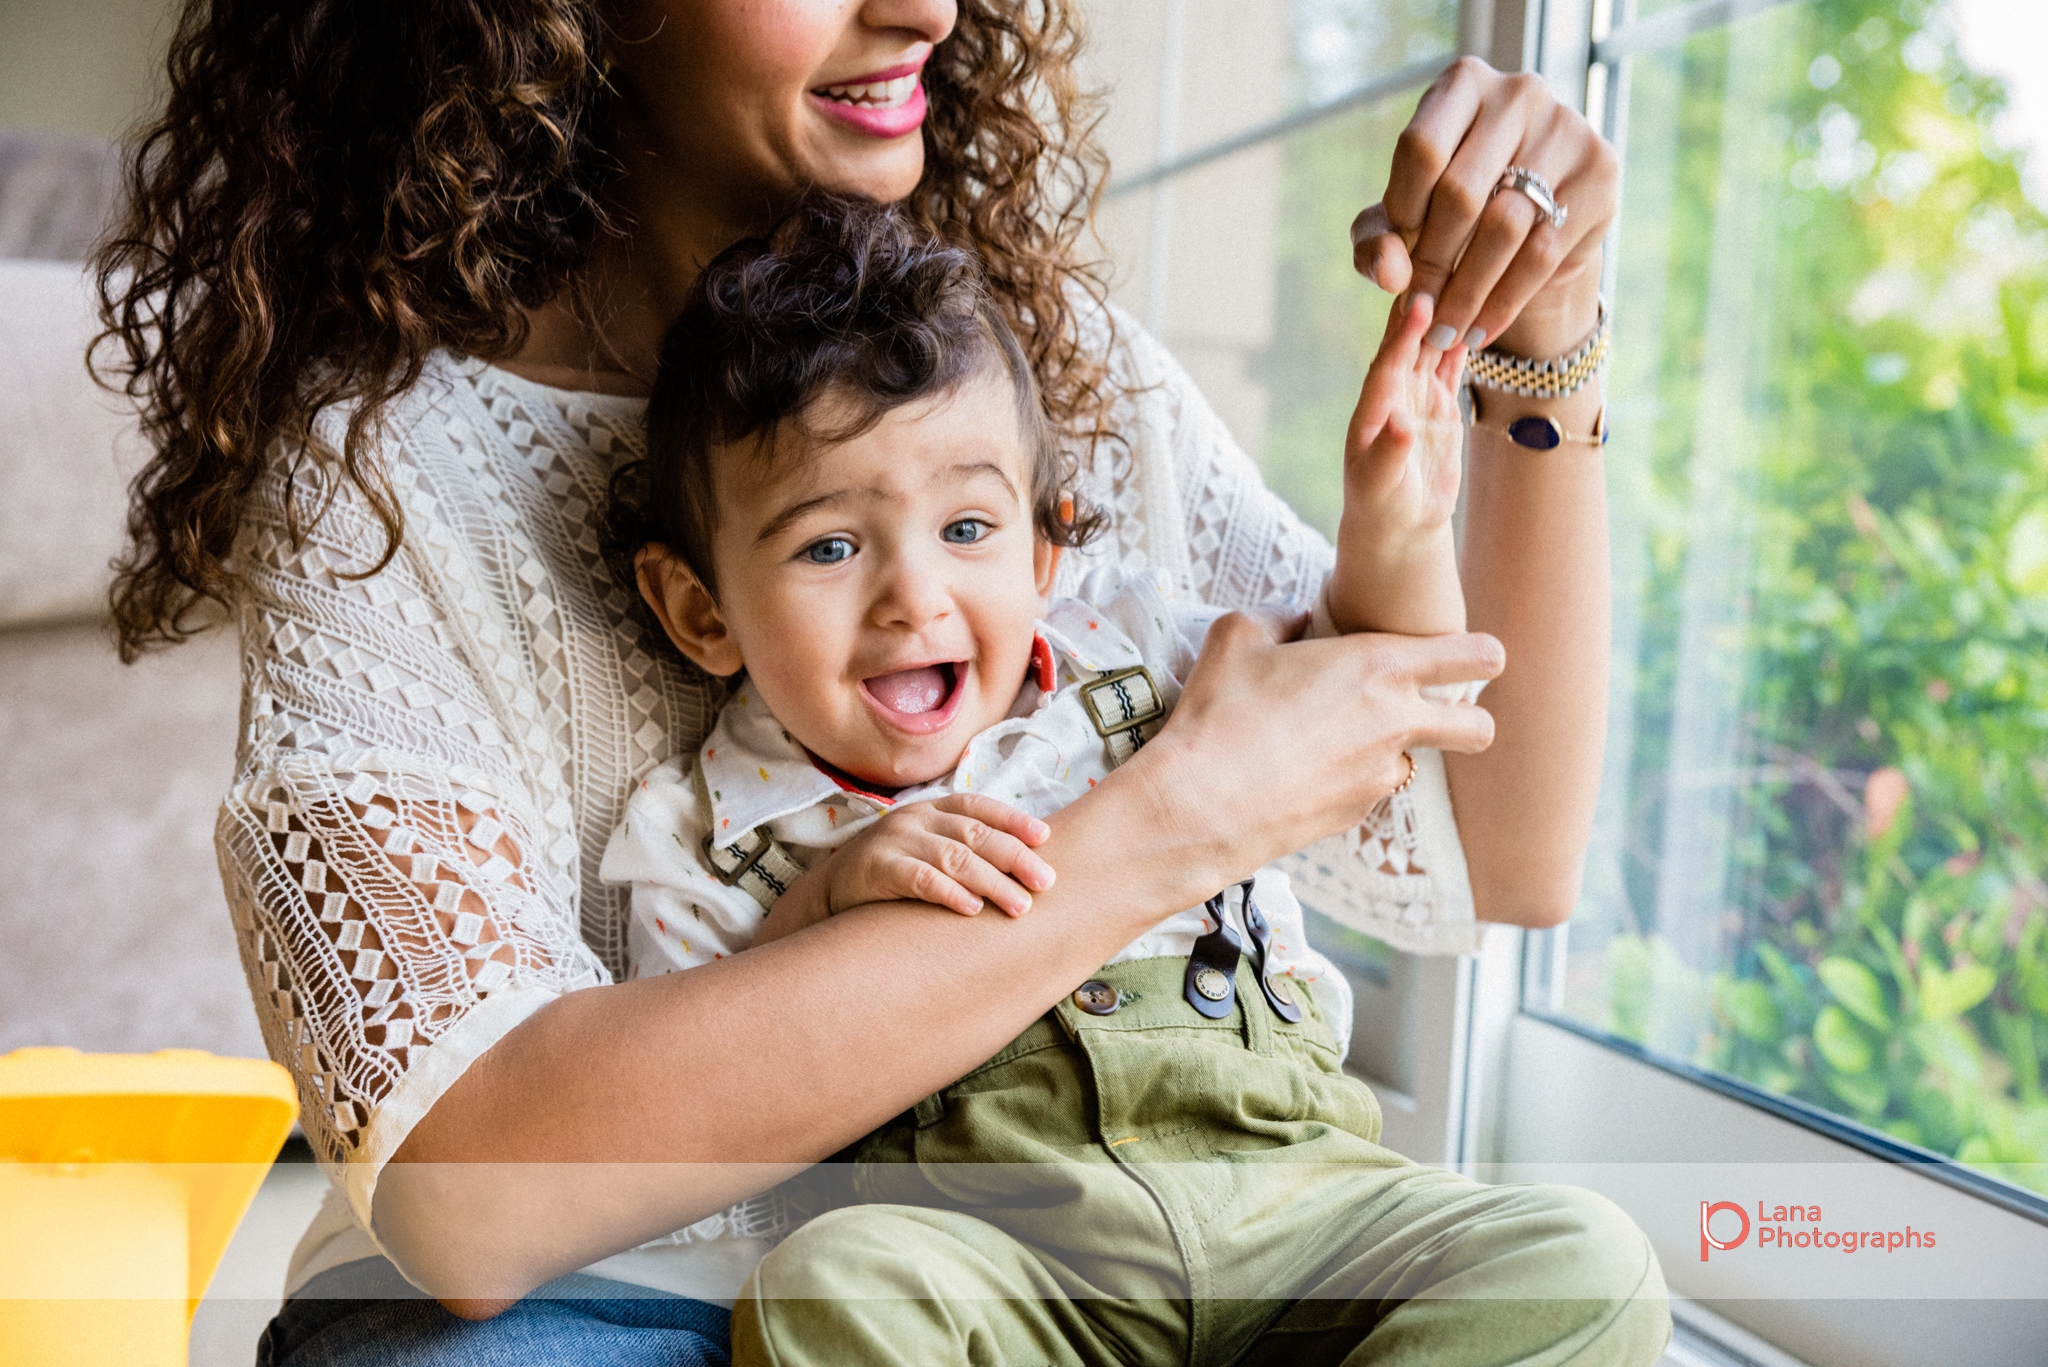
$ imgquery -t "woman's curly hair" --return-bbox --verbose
[94,0,1115,659]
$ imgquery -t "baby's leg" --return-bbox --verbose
[1234,1169,1669,1367]
[732,1203,1174,1367]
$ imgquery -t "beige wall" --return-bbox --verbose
[0,0,178,138]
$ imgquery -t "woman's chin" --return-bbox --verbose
[799,146,925,206]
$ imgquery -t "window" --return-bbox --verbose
[1090,0,2048,1360]
[1086,0,1460,538]
[1532,0,2048,1208]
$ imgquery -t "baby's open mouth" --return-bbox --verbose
[812,73,920,110]
[862,662,959,719]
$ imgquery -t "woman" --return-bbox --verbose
[96,0,1637,1360]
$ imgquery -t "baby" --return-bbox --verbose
[600,195,1475,1356]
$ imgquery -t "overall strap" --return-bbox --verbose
[702,827,807,910]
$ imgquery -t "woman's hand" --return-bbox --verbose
[1125,613,1504,899]
[1349,57,1619,359]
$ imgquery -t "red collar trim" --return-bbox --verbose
[1031,634,1057,694]
[803,749,897,806]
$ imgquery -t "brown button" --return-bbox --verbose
[1192,965,1232,1003]
[1073,980,1120,1016]
[1265,974,1295,1007]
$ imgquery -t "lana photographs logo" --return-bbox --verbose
[1700,1201,1938,1261]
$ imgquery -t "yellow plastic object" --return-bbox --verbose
[0,1047,299,1367]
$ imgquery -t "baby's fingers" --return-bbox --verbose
[905,834,1040,917]
[1354,295,1436,441]
[931,793,1050,847]
[888,853,991,918]
[929,813,1055,895]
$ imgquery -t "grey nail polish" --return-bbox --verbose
[1464,326,1488,350]
[1425,323,1458,351]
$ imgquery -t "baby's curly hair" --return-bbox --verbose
[611,195,1101,601]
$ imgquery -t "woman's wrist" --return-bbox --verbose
[1087,738,1237,914]
[1487,270,1602,361]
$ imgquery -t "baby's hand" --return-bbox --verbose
[1343,293,1468,549]
[825,794,1055,918]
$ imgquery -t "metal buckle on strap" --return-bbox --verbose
[702,826,804,908]
[1080,666,1165,767]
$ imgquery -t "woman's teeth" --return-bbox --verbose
[818,74,919,109]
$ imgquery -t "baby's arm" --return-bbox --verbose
[1327,294,1469,637]
[754,795,1056,947]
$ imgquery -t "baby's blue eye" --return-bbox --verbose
[943,519,990,545]
[802,537,854,565]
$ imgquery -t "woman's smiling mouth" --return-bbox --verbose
[861,661,965,734]
[809,61,928,139]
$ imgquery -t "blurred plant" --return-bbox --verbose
[1594,0,2048,1196]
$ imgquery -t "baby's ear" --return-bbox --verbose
[1034,538,1063,605]
[636,545,745,677]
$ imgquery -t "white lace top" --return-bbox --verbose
[221,306,1478,1300]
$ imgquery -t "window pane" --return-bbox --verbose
[1102,94,1424,538]
[1084,0,1454,184]
[1550,0,2048,1200]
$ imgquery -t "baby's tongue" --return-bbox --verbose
[866,665,950,715]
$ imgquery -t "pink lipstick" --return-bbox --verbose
[809,59,928,140]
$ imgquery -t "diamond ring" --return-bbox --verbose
[1496,165,1568,230]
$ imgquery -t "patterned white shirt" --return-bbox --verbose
[603,568,1356,1056]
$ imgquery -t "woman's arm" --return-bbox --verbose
[379,616,1504,1315]
[1351,58,1622,926]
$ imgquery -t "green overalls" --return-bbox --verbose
[733,955,1669,1367]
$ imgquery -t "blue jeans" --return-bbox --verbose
[257,1257,731,1367]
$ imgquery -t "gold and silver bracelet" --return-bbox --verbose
[1465,298,1610,399]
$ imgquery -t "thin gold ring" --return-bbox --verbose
[1389,750,1418,798]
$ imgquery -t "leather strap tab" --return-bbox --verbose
[1183,891,1242,1019]
[1239,879,1305,1024]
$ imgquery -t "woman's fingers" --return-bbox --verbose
[1383,58,1490,233]
[1397,628,1507,688]
[1408,688,1499,755]
[1363,56,1618,355]
[1350,203,1411,292]
[1403,85,1544,346]
[1429,162,1545,348]
[1462,142,1619,347]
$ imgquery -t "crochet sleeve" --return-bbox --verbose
[217,425,606,1232]
[1105,312,1480,956]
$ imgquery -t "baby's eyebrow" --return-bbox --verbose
[753,461,1021,543]
[755,490,853,544]
[948,461,1019,498]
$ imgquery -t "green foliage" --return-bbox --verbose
[1591,0,2048,1196]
